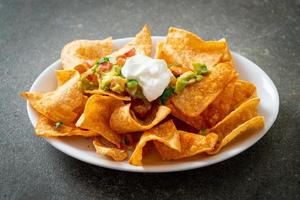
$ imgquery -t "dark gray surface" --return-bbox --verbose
[0,0,299,199]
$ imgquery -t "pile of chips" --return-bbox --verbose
[21,25,264,166]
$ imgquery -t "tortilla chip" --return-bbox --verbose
[171,62,238,117]
[36,115,98,137]
[168,80,251,130]
[169,79,236,130]
[93,139,128,161]
[231,80,256,110]
[21,71,85,125]
[154,41,165,59]
[154,132,218,160]
[110,104,171,133]
[219,38,232,63]
[84,89,131,101]
[168,103,207,130]
[207,97,261,153]
[109,25,152,57]
[75,94,124,147]
[129,120,181,166]
[156,27,232,69]
[210,97,260,135]
[61,38,112,72]
[170,115,199,133]
[200,79,236,127]
[55,69,77,87]
[207,116,264,154]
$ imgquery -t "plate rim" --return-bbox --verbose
[26,36,280,173]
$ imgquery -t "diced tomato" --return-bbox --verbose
[76,62,90,73]
[86,74,97,83]
[124,48,136,57]
[116,56,126,66]
[170,65,191,76]
[98,62,112,73]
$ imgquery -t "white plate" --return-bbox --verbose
[26,36,279,173]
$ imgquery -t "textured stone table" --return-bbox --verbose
[0,0,299,199]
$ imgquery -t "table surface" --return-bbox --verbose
[1,0,299,199]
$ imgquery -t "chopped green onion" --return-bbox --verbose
[99,57,110,63]
[126,79,138,89]
[196,74,203,81]
[175,71,196,94]
[192,63,209,75]
[200,129,207,135]
[112,65,122,75]
[97,56,117,64]
[55,121,63,129]
[199,129,207,135]
[92,65,98,73]
[159,87,175,105]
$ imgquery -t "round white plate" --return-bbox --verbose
[26,36,279,173]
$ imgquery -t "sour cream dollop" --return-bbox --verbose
[121,54,173,102]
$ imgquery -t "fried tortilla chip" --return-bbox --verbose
[21,71,85,125]
[171,62,238,117]
[156,27,232,69]
[207,97,262,153]
[169,79,236,130]
[61,38,112,72]
[93,139,128,161]
[110,104,171,133]
[230,80,256,110]
[154,41,165,59]
[201,79,236,127]
[84,89,131,101]
[75,94,124,147]
[36,116,98,137]
[55,69,77,87]
[207,116,264,154]
[129,120,181,166]
[154,131,218,160]
[109,25,152,57]
[168,103,207,130]
[210,97,260,135]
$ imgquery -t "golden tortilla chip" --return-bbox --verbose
[36,116,98,137]
[21,71,85,125]
[75,94,124,147]
[207,116,264,154]
[168,103,207,130]
[61,38,112,72]
[171,62,238,117]
[129,120,181,166]
[200,79,236,127]
[210,97,260,135]
[109,25,152,57]
[110,104,171,133]
[169,79,236,130]
[156,27,232,69]
[207,97,262,153]
[55,69,77,87]
[154,41,165,59]
[84,89,131,101]
[219,38,232,63]
[230,80,256,110]
[93,139,128,161]
[154,132,218,160]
